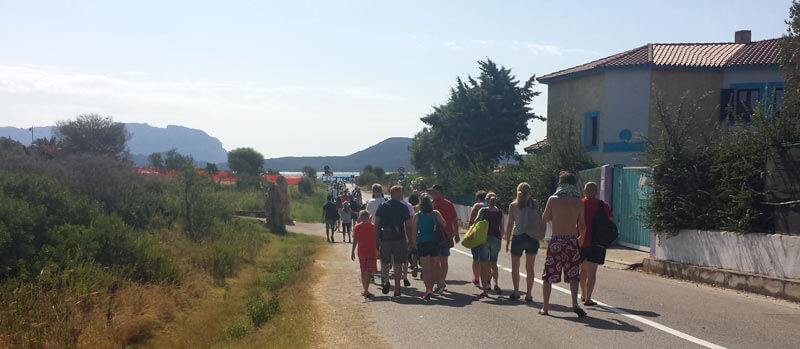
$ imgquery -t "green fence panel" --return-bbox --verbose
[612,166,652,250]
[577,167,602,190]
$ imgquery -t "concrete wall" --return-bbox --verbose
[648,69,723,150]
[546,73,605,164]
[723,69,784,87]
[654,230,800,279]
[600,70,651,165]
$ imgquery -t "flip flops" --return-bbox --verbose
[509,293,520,300]
[573,307,587,318]
[584,300,598,306]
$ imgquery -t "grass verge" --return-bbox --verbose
[289,184,327,223]
[143,232,322,348]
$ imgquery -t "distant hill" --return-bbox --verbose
[0,123,228,164]
[262,137,413,172]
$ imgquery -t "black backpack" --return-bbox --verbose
[590,201,618,248]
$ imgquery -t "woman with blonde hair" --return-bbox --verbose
[505,182,541,302]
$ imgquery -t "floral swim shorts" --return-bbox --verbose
[542,236,581,283]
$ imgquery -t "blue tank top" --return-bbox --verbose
[416,212,435,243]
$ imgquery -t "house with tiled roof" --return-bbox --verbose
[536,30,783,165]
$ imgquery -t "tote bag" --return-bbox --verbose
[461,219,488,249]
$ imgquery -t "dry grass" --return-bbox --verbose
[142,233,323,348]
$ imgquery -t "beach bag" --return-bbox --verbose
[434,218,451,248]
[524,202,546,240]
[461,219,488,249]
[591,201,618,248]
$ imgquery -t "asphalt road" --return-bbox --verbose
[296,223,800,349]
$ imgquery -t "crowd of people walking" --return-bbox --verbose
[330,171,616,318]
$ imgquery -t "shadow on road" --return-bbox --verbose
[553,315,644,332]
[592,306,661,318]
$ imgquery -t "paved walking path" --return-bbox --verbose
[291,219,800,349]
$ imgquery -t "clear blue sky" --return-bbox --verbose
[0,0,791,157]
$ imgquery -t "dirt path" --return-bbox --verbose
[290,222,389,348]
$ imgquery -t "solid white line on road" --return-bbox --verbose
[450,247,726,349]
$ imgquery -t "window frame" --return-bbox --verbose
[583,111,600,152]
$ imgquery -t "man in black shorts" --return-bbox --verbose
[374,185,416,297]
[579,182,613,306]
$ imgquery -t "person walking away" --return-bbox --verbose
[579,182,613,306]
[406,192,421,277]
[505,182,541,302]
[352,210,377,298]
[374,185,415,297]
[468,190,488,287]
[540,172,587,317]
[366,184,387,223]
[366,184,388,283]
[349,194,362,223]
[322,196,340,243]
[341,202,353,243]
[400,193,416,287]
[427,184,459,294]
[475,192,504,297]
[410,194,445,300]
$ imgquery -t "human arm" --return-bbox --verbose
[505,204,515,252]
[351,237,358,261]
[468,204,480,227]
[405,219,416,249]
[449,205,460,243]
[577,204,587,242]
[410,214,418,245]
[541,197,553,224]
[373,216,381,249]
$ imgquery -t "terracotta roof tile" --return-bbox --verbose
[539,38,780,82]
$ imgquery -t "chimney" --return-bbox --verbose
[735,30,752,44]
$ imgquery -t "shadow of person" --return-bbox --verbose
[426,290,480,308]
[551,314,644,332]
[591,306,660,318]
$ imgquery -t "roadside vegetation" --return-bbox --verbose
[0,114,320,347]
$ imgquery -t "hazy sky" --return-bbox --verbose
[0,0,791,157]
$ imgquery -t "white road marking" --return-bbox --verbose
[450,247,726,349]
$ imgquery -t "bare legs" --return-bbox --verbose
[437,256,449,288]
[479,261,490,295]
[360,270,370,294]
[472,260,480,283]
[491,261,499,288]
[542,279,581,314]
[420,256,435,291]
[580,261,599,302]
[525,253,536,300]
[511,256,521,297]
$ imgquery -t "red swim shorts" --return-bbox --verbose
[542,237,581,283]
[359,257,377,273]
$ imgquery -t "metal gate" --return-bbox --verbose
[612,166,652,251]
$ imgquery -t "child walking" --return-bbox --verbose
[351,210,377,298]
[341,202,353,243]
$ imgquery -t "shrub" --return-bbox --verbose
[201,240,238,279]
[247,294,279,327]
[298,177,314,196]
[223,323,248,341]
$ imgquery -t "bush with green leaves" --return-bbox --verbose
[645,92,800,235]
[298,176,314,196]
[0,172,178,283]
[247,294,279,327]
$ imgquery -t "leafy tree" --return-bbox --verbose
[228,148,264,176]
[778,0,800,141]
[323,165,331,173]
[205,163,219,176]
[148,152,164,168]
[54,113,130,158]
[0,137,27,154]
[164,149,194,171]
[410,59,542,176]
[302,166,317,181]
[298,177,314,195]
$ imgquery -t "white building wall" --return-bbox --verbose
[600,70,651,165]
[723,69,783,87]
